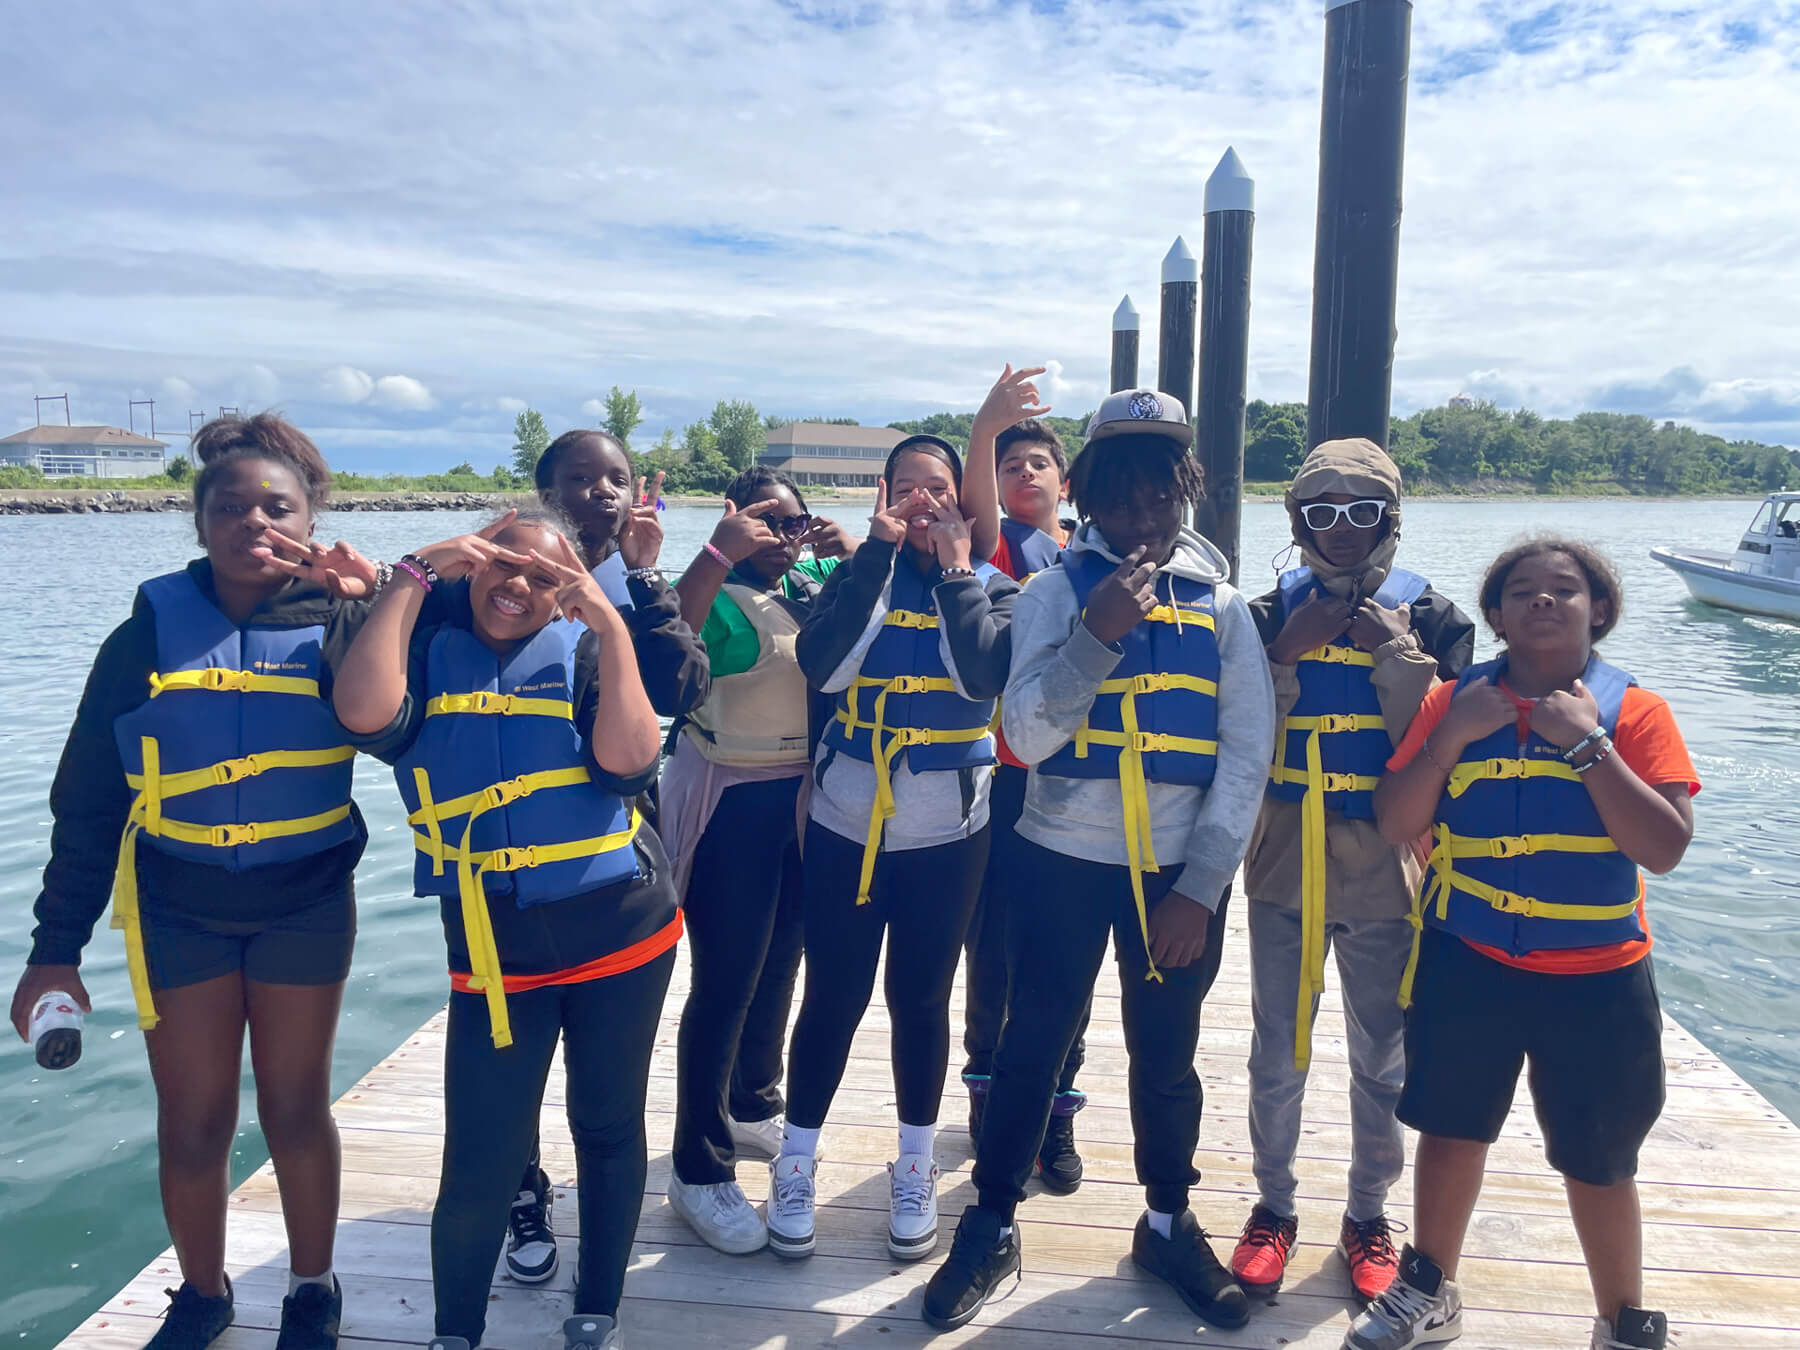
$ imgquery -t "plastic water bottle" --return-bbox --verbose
[29,991,83,1070]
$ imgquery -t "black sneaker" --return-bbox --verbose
[1131,1211,1250,1330]
[964,1075,990,1143]
[920,1206,1021,1330]
[146,1277,234,1350]
[1035,1091,1085,1195]
[275,1277,341,1350]
[506,1174,558,1284]
[1592,1306,1669,1350]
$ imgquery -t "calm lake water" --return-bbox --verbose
[3,500,1797,1347]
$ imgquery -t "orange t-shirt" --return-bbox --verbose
[1387,678,1700,974]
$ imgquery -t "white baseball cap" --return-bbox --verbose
[1083,388,1193,448]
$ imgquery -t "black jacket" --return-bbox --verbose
[1247,579,1476,680]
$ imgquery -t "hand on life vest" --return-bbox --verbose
[1347,598,1411,653]
[416,510,530,581]
[533,534,618,632]
[870,479,929,545]
[1268,592,1354,664]
[618,473,667,569]
[10,964,89,1042]
[711,497,782,564]
[251,529,380,600]
[1082,547,1159,646]
[1147,891,1212,970]
[973,363,1053,435]
[799,514,860,561]
[1437,676,1518,753]
[925,492,974,571]
[1529,678,1601,752]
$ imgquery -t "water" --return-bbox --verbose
[3,500,1796,1346]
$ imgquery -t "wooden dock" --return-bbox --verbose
[59,900,1800,1350]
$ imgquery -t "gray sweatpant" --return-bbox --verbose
[1245,899,1411,1222]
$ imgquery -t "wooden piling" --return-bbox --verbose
[1156,238,1198,416]
[1196,148,1255,583]
[1110,296,1140,394]
[1306,0,1412,450]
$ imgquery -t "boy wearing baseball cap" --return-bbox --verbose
[922,389,1275,1331]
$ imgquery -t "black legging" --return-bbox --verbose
[433,947,675,1342]
[672,776,805,1185]
[786,819,989,1130]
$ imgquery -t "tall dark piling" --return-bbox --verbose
[1156,237,1199,416]
[1111,296,1140,393]
[1196,147,1255,583]
[1306,0,1412,450]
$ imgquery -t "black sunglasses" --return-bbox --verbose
[773,513,813,540]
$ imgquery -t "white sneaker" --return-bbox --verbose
[1343,1244,1462,1349]
[668,1173,768,1255]
[887,1153,940,1260]
[765,1153,817,1259]
[728,1113,786,1161]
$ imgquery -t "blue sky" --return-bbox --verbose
[3,1,1797,472]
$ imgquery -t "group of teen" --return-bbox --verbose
[10,364,1697,1350]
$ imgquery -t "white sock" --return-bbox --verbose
[1147,1208,1177,1239]
[781,1123,821,1159]
[288,1268,333,1296]
[898,1120,936,1160]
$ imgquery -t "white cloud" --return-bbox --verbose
[495,395,528,413]
[158,376,199,405]
[579,398,606,418]
[239,364,280,407]
[370,374,435,411]
[321,365,376,404]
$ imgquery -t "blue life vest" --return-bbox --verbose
[109,570,357,1031]
[1267,565,1429,818]
[1000,516,1063,580]
[1419,654,1644,957]
[1037,549,1221,981]
[395,621,640,907]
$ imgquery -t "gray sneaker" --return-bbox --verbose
[1343,1245,1462,1350]
[562,1314,620,1350]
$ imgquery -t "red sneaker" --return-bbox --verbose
[1230,1204,1298,1298]
[1337,1213,1402,1304]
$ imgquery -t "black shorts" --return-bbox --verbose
[1396,927,1665,1186]
[141,884,357,991]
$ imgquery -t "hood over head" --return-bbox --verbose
[1285,437,1403,598]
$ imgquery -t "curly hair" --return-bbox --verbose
[1068,432,1205,518]
[191,413,332,517]
[1479,535,1624,640]
[725,464,809,514]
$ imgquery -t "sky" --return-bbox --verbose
[4,1,1797,473]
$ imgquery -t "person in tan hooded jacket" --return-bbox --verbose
[1228,439,1474,1308]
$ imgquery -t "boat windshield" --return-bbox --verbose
[1749,500,1774,534]
[1779,501,1798,539]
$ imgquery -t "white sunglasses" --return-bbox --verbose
[1300,499,1389,531]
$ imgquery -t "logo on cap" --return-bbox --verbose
[1128,392,1163,421]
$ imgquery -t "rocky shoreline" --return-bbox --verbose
[0,489,533,515]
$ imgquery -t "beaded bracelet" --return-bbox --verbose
[393,558,432,593]
[939,566,978,581]
[625,566,663,584]
[702,542,732,569]
[398,552,440,586]
[1420,733,1454,776]
[373,559,393,594]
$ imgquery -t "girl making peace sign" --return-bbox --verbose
[331,509,678,1350]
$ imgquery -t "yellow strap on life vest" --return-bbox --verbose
[1399,824,1641,1007]
[148,668,322,699]
[407,767,597,864]
[837,675,986,905]
[1296,645,1375,667]
[1445,756,1579,798]
[1144,604,1216,629]
[437,759,643,1048]
[425,691,575,720]
[110,737,354,1031]
[882,608,940,630]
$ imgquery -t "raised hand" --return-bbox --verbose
[1438,675,1519,753]
[1530,678,1602,752]
[868,479,915,545]
[414,510,530,581]
[1267,592,1355,664]
[534,533,617,631]
[925,492,974,571]
[799,514,861,561]
[973,363,1053,434]
[1347,599,1411,653]
[710,498,782,564]
[252,530,381,599]
[1081,546,1158,646]
[617,471,667,569]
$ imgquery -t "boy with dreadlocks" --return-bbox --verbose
[922,390,1275,1331]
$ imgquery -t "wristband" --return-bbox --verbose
[397,553,439,585]
[1560,725,1607,763]
[702,542,732,570]
[625,566,663,584]
[939,566,977,581]
[1571,736,1614,774]
[393,558,432,593]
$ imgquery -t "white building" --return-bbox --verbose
[1,425,169,478]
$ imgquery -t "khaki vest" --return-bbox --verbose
[683,583,811,766]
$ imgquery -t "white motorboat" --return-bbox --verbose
[1652,491,1800,623]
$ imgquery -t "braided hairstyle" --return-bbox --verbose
[1068,431,1204,518]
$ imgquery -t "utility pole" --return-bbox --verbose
[129,399,156,436]
[35,394,71,426]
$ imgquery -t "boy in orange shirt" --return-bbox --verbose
[1345,538,1698,1350]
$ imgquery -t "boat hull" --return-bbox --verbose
[1651,547,1800,623]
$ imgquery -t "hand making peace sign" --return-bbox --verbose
[412,510,532,582]
[617,472,666,570]
[531,532,618,631]
[973,363,1054,435]
[252,530,381,599]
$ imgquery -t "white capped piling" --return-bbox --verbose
[1110,296,1141,393]
[1306,0,1412,450]
[1157,237,1199,416]
[1196,147,1255,583]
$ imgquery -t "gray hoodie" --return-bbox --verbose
[1000,523,1277,909]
